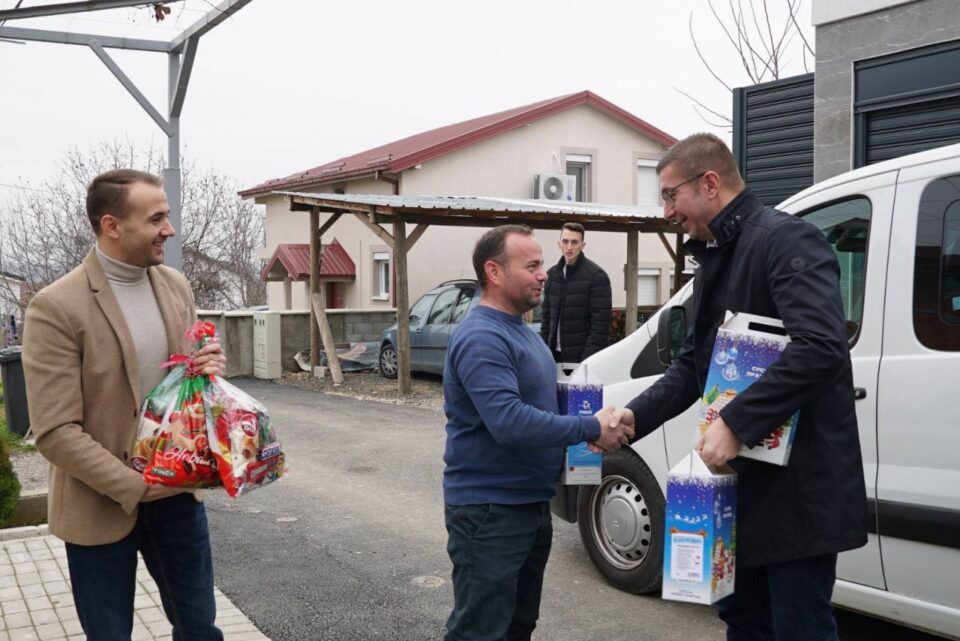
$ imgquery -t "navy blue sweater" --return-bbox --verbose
[442,304,602,505]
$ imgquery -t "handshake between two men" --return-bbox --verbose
[587,406,636,454]
[586,406,743,465]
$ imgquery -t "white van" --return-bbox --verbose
[553,142,960,639]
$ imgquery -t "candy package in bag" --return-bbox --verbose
[203,378,286,497]
[135,322,220,488]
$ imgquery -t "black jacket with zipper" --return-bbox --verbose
[626,189,868,568]
[539,252,612,363]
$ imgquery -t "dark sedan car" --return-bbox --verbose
[378,279,542,378]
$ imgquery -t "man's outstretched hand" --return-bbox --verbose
[589,406,635,454]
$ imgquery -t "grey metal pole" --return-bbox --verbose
[165,52,183,271]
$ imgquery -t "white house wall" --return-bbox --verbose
[259,103,677,310]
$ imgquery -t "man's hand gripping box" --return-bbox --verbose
[698,312,799,466]
[662,452,737,605]
[557,363,603,485]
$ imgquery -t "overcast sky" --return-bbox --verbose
[0,0,814,200]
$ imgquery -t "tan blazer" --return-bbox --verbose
[22,249,197,545]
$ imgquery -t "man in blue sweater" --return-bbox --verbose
[442,224,634,641]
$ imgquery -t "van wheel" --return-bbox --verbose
[379,344,398,379]
[577,450,664,594]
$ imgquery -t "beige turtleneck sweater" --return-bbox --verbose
[95,245,170,401]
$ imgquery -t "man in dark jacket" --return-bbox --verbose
[611,134,867,641]
[539,222,612,363]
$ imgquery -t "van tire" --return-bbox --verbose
[576,450,664,594]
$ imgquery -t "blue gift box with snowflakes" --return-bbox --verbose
[662,452,737,605]
[698,312,799,466]
[557,364,603,484]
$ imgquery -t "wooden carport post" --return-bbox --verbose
[309,209,344,384]
[624,229,639,336]
[393,221,411,395]
[673,232,685,294]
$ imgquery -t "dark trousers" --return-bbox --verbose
[444,502,552,641]
[65,494,223,641]
[716,553,839,641]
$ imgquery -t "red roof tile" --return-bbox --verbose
[261,240,355,282]
[240,91,676,197]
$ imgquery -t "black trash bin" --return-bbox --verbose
[0,347,30,437]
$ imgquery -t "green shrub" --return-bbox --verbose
[0,429,21,524]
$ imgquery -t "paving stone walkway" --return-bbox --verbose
[0,529,269,641]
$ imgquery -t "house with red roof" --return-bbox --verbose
[241,91,681,311]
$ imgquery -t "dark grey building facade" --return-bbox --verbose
[814,0,960,181]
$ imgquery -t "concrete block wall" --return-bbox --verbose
[198,309,396,375]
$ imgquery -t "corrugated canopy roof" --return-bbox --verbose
[279,192,677,234]
[239,91,676,198]
[261,240,355,282]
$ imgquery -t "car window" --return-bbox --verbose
[409,294,436,326]
[428,288,460,325]
[913,174,960,350]
[800,197,872,343]
[530,302,543,323]
[449,288,477,324]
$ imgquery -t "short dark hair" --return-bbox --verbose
[656,133,745,190]
[473,224,534,288]
[561,222,585,240]
[86,169,163,234]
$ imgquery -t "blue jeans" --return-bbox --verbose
[444,502,552,641]
[716,553,839,641]
[65,494,223,641]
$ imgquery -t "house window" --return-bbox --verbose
[636,159,660,206]
[566,154,592,202]
[373,251,390,300]
[637,269,660,306]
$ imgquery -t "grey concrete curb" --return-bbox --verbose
[0,521,48,541]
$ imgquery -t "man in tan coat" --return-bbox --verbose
[23,169,226,641]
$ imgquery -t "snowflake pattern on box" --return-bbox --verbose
[557,376,603,484]
[662,461,737,605]
[698,318,799,465]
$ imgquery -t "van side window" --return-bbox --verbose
[913,175,960,351]
[800,198,872,343]
[630,292,695,379]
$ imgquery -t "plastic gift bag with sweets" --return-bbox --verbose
[203,377,285,497]
[134,321,220,488]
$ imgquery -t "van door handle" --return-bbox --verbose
[853,387,867,400]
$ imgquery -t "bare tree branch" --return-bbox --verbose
[0,139,266,317]
[674,87,733,125]
[689,12,733,92]
[679,0,814,122]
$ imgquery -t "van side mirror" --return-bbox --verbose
[656,306,686,366]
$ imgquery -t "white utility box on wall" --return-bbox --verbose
[253,311,281,379]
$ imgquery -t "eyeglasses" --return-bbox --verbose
[660,172,706,205]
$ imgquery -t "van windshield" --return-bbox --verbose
[800,198,871,342]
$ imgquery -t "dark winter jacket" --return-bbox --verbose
[539,253,612,363]
[626,189,868,568]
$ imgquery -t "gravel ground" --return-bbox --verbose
[10,449,47,493]
[7,370,445,494]
[276,370,445,412]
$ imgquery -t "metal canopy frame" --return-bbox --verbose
[0,0,255,269]
[279,191,688,395]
